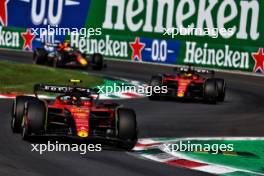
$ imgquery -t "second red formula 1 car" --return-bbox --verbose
[11,80,137,150]
[149,66,226,103]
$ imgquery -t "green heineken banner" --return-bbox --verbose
[88,0,263,47]
[1,0,264,73]
[179,41,257,72]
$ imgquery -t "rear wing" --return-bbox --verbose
[33,84,99,97]
[174,67,215,75]
[42,41,60,47]
[194,68,215,75]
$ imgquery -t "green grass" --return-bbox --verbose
[0,60,103,94]
[183,140,264,174]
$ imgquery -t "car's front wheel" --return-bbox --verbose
[22,99,47,140]
[203,78,218,104]
[91,53,104,70]
[11,96,37,133]
[215,78,226,102]
[33,48,47,65]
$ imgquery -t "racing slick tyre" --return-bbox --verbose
[91,53,104,70]
[204,79,218,104]
[33,48,47,65]
[215,78,226,102]
[149,76,162,100]
[11,96,37,133]
[21,117,30,140]
[116,108,137,150]
[22,99,47,140]
[53,53,65,68]
[53,57,59,68]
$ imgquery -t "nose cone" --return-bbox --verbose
[177,92,184,97]
[177,79,191,97]
[78,57,88,66]
[77,130,88,138]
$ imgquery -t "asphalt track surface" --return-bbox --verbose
[0,50,264,176]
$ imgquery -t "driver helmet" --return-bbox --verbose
[184,68,193,77]
[59,40,70,50]
[71,96,79,105]
[64,40,70,47]
[184,72,193,77]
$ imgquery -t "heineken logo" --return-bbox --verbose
[102,0,260,40]
[184,42,249,70]
[0,27,35,50]
[0,26,19,48]
[70,35,147,61]
[70,34,128,58]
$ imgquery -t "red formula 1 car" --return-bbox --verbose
[11,80,137,150]
[149,66,226,103]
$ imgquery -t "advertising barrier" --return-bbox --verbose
[0,0,263,74]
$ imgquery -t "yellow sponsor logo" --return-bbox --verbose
[177,93,184,97]
[72,108,89,113]
[70,79,82,83]
[77,130,88,138]
[79,58,88,66]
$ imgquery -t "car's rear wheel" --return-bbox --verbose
[22,99,47,140]
[149,76,163,100]
[204,79,218,104]
[33,48,47,65]
[11,96,37,133]
[116,108,137,150]
[91,53,104,70]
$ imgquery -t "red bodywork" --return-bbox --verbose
[163,74,205,97]
[48,97,115,138]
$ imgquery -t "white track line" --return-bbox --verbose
[135,137,264,176]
